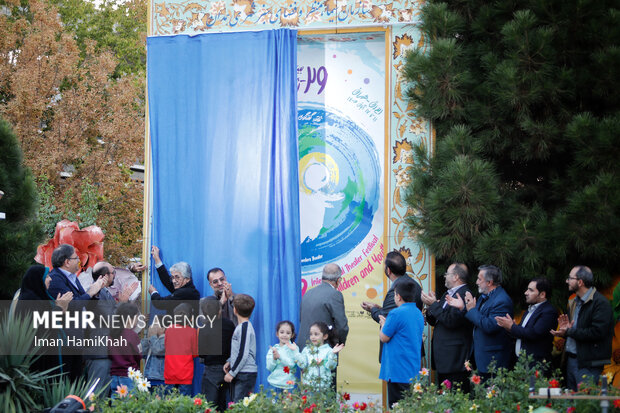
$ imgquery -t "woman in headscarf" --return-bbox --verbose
[15,265,73,374]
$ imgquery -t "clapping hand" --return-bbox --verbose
[271,346,280,360]
[421,290,437,306]
[55,291,73,312]
[286,342,298,351]
[332,343,345,354]
[551,314,573,337]
[445,292,465,310]
[119,282,139,302]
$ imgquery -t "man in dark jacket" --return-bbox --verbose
[361,251,423,361]
[552,265,614,390]
[496,277,558,375]
[148,245,200,316]
[422,263,473,392]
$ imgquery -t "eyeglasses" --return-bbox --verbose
[67,256,79,261]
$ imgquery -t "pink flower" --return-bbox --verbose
[464,360,472,371]
[442,379,452,390]
[116,384,128,398]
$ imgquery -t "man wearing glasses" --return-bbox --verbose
[422,263,473,392]
[206,267,237,325]
[48,244,106,301]
[48,243,107,381]
[149,245,200,316]
[551,266,613,390]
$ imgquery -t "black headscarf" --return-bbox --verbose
[18,265,51,301]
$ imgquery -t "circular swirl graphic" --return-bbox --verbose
[299,104,381,269]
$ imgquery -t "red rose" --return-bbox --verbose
[343,392,351,401]
[535,370,539,378]
[549,379,560,388]
[283,366,290,374]
[360,402,367,411]
[614,400,620,408]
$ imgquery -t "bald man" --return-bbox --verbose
[298,263,349,350]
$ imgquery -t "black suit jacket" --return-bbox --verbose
[151,264,200,315]
[370,276,423,361]
[510,300,558,364]
[426,284,473,373]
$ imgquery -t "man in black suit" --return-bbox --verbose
[496,278,558,374]
[148,245,201,315]
[422,263,473,392]
[361,251,423,361]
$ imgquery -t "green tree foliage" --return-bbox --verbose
[49,0,147,77]
[404,0,620,305]
[0,117,44,299]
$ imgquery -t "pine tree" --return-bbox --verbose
[0,117,44,299]
[404,0,620,306]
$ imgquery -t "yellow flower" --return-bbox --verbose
[606,372,614,384]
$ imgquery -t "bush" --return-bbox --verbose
[393,356,620,413]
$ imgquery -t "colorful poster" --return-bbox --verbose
[298,32,385,392]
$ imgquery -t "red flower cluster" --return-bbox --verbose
[283,366,290,374]
[614,399,620,408]
[353,402,367,411]
[549,379,560,388]
[303,402,317,413]
[302,395,307,404]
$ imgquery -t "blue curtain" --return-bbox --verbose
[147,29,300,391]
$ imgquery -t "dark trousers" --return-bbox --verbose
[438,371,470,394]
[202,365,229,412]
[387,381,409,408]
[231,372,257,402]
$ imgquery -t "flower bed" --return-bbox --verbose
[90,357,620,412]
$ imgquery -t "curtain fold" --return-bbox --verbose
[147,29,300,390]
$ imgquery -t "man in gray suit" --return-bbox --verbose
[298,263,349,350]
